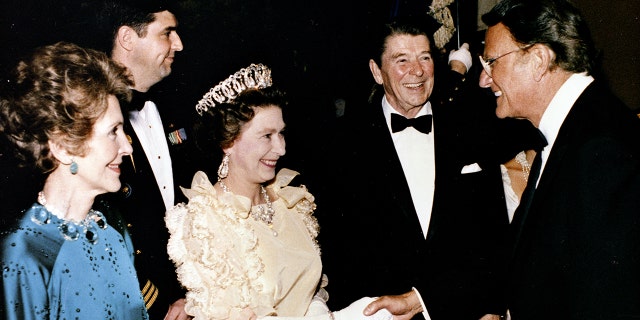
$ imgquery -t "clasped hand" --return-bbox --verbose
[333,297,393,320]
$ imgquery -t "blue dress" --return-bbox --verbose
[1,203,149,320]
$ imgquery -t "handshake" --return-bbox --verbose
[331,297,393,320]
[259,297,392,320]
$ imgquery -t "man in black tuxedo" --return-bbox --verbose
[470,0,640,318]
[94,1,195,319]
[320,16,509,320]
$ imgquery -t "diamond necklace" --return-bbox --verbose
[514,151,531,182]
[218,179,277,236]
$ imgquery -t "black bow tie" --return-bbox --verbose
[391,113,433,134]
[534,129,548,152]
[127,90,152,112]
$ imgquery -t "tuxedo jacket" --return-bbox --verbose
[508,81,640,320]
[320,73,509,319]
[99,95,202,318]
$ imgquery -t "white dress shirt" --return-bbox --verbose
[129,101,175,211]
[382,96,435,319]
[382,96,436,238]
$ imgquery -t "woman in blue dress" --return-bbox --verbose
[0,42,148,320]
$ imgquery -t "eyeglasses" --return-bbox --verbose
[479,45,532,77]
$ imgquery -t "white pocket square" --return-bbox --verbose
[461,163,482,174]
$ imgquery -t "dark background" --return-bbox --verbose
[0,0,428,112]
[0,0,481,172]
[1,0,638,172]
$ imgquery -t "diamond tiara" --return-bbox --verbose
[195,63,273,115]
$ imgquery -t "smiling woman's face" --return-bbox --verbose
[72,95,132,196]
[224,105,286,185]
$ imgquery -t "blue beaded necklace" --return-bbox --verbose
[33,191,108,243]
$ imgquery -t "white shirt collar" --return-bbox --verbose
[538,72,594,149]
[536,72,593,182]
[539,73,593,145]
[379,95,436,238]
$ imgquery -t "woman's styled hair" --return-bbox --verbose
[0,41,133,173]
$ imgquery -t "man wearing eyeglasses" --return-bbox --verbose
[475,0,640,319]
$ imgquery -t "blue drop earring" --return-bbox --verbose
[70,159,78,175]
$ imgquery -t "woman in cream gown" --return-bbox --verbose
[166,167,323,318]
[165,64,391,320]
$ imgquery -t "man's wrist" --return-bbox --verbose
[408,288,425,314]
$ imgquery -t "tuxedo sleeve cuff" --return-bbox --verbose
[412,287,432,320]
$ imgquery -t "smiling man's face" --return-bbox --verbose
[370,33,434,117]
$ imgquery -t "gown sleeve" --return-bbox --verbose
[1,213,63,320]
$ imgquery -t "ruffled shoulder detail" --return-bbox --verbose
[166,172,270,319]
[272,168,299,189]
[269,168,320,250]
[181,171,252,218]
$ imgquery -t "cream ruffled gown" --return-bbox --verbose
[166,168,322,320]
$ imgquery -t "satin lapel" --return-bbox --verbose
[122,119,145,175]
[430,98,464,174]
[531,90,590,206]
[426,101,460,241]
[511,90,587,254]
[367,104,425,236]
[119,117,161,201]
